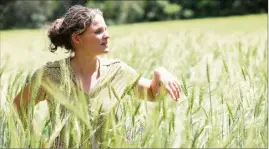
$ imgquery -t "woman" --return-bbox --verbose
[14,5,180,148]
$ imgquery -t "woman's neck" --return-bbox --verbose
[70,53,99,77]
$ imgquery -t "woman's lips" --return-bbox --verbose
[101,42,108,47]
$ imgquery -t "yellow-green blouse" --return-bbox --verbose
[26,56,140,148]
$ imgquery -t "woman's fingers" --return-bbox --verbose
[164,84,176,100]
[160,79,181,101]
[173,81,180,100]
[168,81,181,101]
[153,67,181,101]
[168,82,178,100]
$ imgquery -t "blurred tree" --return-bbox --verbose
[174,0,267,18]
[118,1,146,24]
[48,0,89,21]
[0,0,267,30]
[162,1,182,19]
[101,1,121,25]
[86,1,145,25]
[143,1,165,21]
[1,1,53,29]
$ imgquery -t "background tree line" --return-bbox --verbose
[0,0,267,30]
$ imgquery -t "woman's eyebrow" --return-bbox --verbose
[96,26,107,30]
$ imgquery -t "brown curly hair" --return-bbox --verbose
[48,5,103,53]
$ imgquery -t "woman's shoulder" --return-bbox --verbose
[99,57,137,75]
[44,58,66,69]
[99,57,121,67]
[29,58,66,81]
[37,59,63,75]
[99,57,132,69]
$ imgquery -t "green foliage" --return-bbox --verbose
[1,1,54,29]
[164,3,181,16]
[0,0,267,29]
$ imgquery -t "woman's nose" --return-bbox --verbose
[103,30,110,39]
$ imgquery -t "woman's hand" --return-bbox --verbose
[150,67,180,101]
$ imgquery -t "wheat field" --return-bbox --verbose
[0,14,267,148]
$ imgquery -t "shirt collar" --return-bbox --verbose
[65,56,107,84]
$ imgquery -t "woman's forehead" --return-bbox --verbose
[91,15,106,28]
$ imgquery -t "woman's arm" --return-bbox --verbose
[14,85,44,112]
[136,67,180,102]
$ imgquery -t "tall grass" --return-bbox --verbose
[0,14,267,148]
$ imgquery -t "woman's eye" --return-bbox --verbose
[95,29,102,34]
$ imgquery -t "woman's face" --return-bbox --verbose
[75,14,110,55]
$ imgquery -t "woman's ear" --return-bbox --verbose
[71,33,80,44]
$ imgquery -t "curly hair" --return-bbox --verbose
[48,5,103,53]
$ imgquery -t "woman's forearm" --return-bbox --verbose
[136,67,180,101]
[137,77,158,102]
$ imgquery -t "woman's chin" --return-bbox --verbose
[103,47,110,53]
[98,48,109,55]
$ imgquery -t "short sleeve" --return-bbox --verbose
[110,61,141,99]
[25,67,47,101]
[25,59,64,101]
